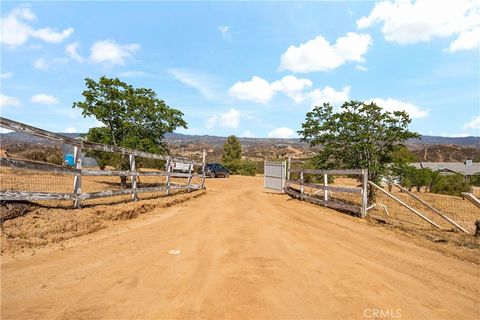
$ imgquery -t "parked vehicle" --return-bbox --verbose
[169,161,191,173]
[201,163,230,178]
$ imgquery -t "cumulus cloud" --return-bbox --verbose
[0,72,13,79]
[168,69,217,99]
[270,75,313,103]
[89,40,140,66]
[463,116,480,129]
[357,0,480,52]
[220,109,241,128]
[30,93,59,105]
[205,115,218,128]
[268,127,295,138]
[229,75,314,104]
[65,42,84,62]
[0,5,73,48]
[279,32,372,73]
[367,98,428,119]
[0,94,21,107]
[241,130,256,138]
[229,76,276,104]
[308,86,351,108]
[206,109,241,129]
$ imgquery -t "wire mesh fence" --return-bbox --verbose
[369,184,480,234]
[0,117,206,210]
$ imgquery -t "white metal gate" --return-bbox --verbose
[264,161,286,192]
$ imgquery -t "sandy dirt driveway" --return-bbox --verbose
[1,176,479,319]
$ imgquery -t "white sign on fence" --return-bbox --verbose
[170,162,191,172]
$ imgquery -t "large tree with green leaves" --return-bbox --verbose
[73,77,187,180]
[298,101,419,200]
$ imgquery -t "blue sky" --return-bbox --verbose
[1,1,479,138]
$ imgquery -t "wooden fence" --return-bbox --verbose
[284,158,368,217]
[0,117,206,208]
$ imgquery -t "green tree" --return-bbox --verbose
[390,145,419,163]
[222,135,242,163]
[221,135,257,176]
[298,101,419,201]
[73,76,187,184]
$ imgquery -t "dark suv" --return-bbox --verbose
[202,163,230,178]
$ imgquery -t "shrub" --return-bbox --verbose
[430,174,471,196]
[223,159,257,176]
[470,174,480,187]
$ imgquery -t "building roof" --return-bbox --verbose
[410,162,480,176]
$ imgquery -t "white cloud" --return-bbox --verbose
[271,75,313,103]
[89,40,140,66]
[168,69,217,99]
[33,57,68,71]
[0,72,13,79]
[63,126,77,133]
[0,94,21,107]
[279,32,372,73]
[205,109,241,129]
[30,93,59,105]
[268,127,295,138]
[218,25,231,39]
[33,58,48,70]
[65,42,84,62]
[220,109,241,128]
[309,86,351,107]
[229,76,276,104]
[357,0,480,52]
[229,75,314,104]
[205,115,218,128]
[367,98,428,119]
[463,116,480,129]
[355,65,368,72]
[241,130,256,138]
[0,5,73,48]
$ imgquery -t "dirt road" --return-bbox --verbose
[2,176,479,319]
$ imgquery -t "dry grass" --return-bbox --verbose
[0,166,203,208]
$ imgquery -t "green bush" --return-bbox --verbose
[470,174,480,187]
[223,159,257,176]
[430,174,471,196]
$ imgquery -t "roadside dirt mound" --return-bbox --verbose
[1,190,205,253]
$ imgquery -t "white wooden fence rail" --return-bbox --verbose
[0,117,206,208]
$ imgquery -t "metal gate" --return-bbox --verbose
[264,161,286,192]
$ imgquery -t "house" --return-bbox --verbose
[410,159,480,181]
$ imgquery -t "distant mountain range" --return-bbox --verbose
[1,131,479,148]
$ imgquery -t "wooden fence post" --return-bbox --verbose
[287,157,291,181]
[73,146,82,208]
[130,154,137,201]
[201,149,206,189]
[165,157,172,195]
[361,169,368,218]
[323,173,328,203]
[187,163,193,192]
[300,169,304,199]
